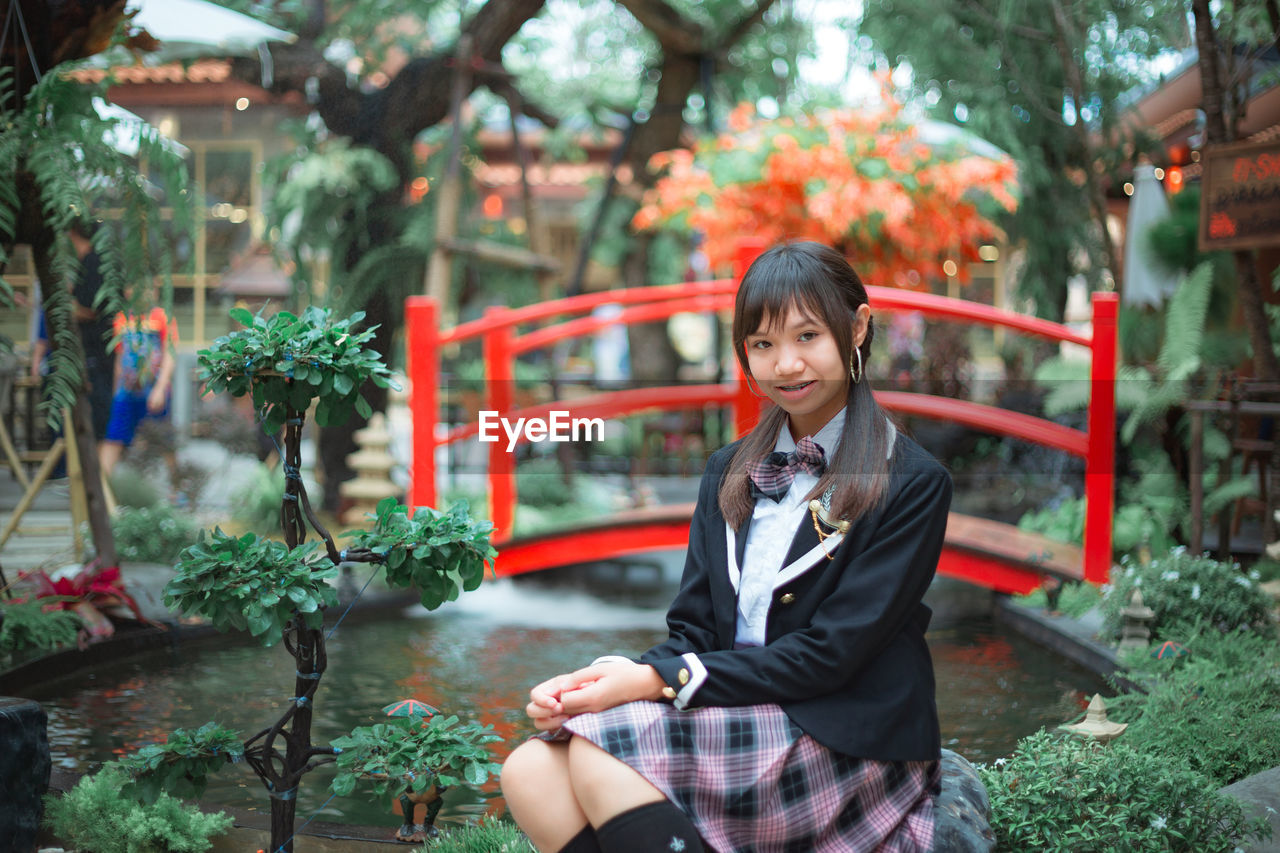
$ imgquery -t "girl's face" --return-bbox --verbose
[745,302,869,438]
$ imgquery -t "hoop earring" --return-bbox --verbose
[744,372,768,399]
[849,346,863,385]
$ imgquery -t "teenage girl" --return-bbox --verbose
[501,241,952,853]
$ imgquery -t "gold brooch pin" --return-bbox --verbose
[809,500,849,559]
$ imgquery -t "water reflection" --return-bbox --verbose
[27,578,1102,829]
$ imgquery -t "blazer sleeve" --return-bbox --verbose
[637,453,726,663]
[654,464,951,709]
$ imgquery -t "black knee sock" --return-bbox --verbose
[595,801,705,853]
[557,824,603,853]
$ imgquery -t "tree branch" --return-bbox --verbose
[615,0,704,55]
[712,0,780,53]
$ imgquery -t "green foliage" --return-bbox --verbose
[0,598,82,652]
[978,729,1269,852]
[343,498,496,610]
[165,529,339,646]
[420,818,534,853]
[1101,549,1276,641]
[114,723,245,804]
[0,63,194,429]
[43,764,233,853]
[1017,496,1085,547]
[330,714,503,797]
[861,0,1187,319]
[1013,581,1101,620]
[517,457,573,507]
[1018,449,1186,560]
[111,504,200,564]
[197,306,396,434]
[1107,627,1280,787]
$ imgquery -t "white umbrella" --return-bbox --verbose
[88,0,295,66]
[129,0,295,57]
[1122,163,1180,308]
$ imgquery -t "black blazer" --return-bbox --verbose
[639,432,952,763]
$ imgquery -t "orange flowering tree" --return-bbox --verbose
[633,89,1019,289]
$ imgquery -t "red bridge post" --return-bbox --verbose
[1084,292,1118,584]
[484,307,517,541]
[405,296,438,512]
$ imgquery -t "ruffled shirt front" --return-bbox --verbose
[734,411,896,648]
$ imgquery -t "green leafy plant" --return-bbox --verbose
[158,307,499,852]
[1101,549,1276,640]
[0,597,82,652]
[978,729,1270,852]
[1013,581,1101,619]
[43,765,233,853]
[111,505,200,564]
[343,497,495,610]
[114,723,246,804]
[197,305,396,433]
[166,531,338,645]
[1107,627,1280,787]
[331,715,502,798]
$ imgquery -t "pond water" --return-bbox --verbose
[27,575,1104,832]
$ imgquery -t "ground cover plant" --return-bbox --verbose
[44,765,233,853]
[978,730,1269,852]
[99,308,502,853]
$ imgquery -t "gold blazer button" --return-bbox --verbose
[779,592,796,605]
[678,668,690,685]
[662,686,677,700]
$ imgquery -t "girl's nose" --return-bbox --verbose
[774,346,803,374]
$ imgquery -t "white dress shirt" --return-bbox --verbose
[734,410,896,648]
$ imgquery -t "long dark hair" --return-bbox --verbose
[719,241,896,529]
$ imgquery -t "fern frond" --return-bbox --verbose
[1158,260,1214,380]
[1120,378,1188,444]
[1203,475,1258,517]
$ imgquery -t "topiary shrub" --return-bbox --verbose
[1101,548,1275,641]
[979,729,1270,852]
[43,765,233,853]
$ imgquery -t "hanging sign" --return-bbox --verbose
[1198,139,1280,251]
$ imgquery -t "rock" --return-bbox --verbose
[0,697,51,853]
[1220,765,1280,852]
[934,748,995,853]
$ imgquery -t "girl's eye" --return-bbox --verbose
[750,340,771,350]
[798,331,818,342]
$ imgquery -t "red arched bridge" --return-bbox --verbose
[405,248,1117,595]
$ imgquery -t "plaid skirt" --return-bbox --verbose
[561,701,938,853]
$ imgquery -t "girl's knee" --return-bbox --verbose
[500,739,559,803]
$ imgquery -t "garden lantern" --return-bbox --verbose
[1118,588,1155,652]
[1060,694,1127,744]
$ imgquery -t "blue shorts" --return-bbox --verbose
[105,389,168,446]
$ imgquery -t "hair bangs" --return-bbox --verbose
[733,245,855,368]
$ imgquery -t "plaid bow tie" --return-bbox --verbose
[747,436,827,502]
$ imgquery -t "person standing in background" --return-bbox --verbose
[98,280,177,479]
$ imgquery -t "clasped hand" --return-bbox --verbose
[525,660,665,731]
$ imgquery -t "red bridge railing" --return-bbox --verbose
[406,249,1117,585]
